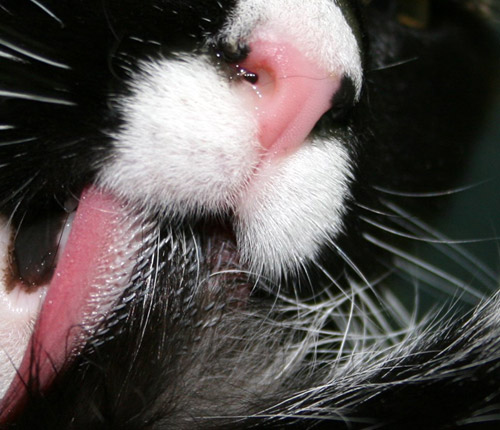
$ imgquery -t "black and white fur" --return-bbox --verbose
[0,0,499,428]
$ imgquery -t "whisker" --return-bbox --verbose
[326,239,372,288]
[393,258,479,306]
[360,215,498,244]
[0,90,75,106]
[0,49,22,62]
[383,200,498,287]
[369,57,419,72]
[382,285,418,329]
[0,37,70,69]
[355,202,405,218]
[29,0,64,27]
[1,174,38,213]
[0,137,38,147]
[188,224,202,290]
[312,261,402,352]
[373,182,488,197]
[350,282,400,343]
[364,233,484,302]
[324,240,402,327]
[336,284,356,364]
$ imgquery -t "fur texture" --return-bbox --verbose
[0,0,499,429]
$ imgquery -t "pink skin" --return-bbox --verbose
[0,188,127,421]
[238,34,340,157]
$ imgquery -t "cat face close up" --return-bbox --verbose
[0,1,498,429]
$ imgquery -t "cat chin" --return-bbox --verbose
[236,137,353,278]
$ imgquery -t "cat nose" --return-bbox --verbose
[235,27,341,157]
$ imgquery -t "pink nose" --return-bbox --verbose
[236,28,341,157]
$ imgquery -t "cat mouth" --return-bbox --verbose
[0,186,146,419]
[0,185,250,420]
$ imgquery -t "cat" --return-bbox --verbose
[0,0,499,428]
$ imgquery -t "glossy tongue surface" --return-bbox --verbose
[1,187,129,420]
[239,28,341,156]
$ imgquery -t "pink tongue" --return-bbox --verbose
[1,186,126,420]
[238,29,340,156]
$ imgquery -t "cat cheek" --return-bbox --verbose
[99,57,261,215]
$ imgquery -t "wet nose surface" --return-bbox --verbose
[237,27,341,157]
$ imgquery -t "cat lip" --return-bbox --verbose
[0,193,254,421]
[0,186,141,422]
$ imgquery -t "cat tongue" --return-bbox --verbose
[239,29,341,156]
[1,186,128,420]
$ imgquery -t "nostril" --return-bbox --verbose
[214,42,260,85]
[234,28,342,156]
[237,67,258,84]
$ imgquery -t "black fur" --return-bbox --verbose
[0,1,499,429]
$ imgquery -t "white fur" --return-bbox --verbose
[101,56,260,216]
[100,0,360,277]
[220,0,363,96]
[237,138,352,277]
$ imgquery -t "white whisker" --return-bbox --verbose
[0,37,70,69]
[0,137,37,147]
[369,56,418,72]
[0,48,22,62]
[373,182,488,198]
[0,90,75,106]
[393,258,478,304]
[336,284,356,364]
[364,233,484,301]
[360,215,497,244]
[29,0,64,27]
[383,200,498,287]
